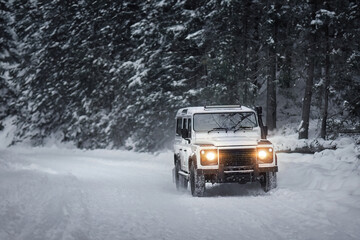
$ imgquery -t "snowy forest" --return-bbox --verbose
[1,1,360,239]
[0,0,359,151]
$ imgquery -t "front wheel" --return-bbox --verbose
[261,172,277,192]
[190,163,205,197]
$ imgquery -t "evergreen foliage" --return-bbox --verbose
[0,0,18,128]
[0,0,358,150]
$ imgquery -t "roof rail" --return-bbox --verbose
[204,105,242,109]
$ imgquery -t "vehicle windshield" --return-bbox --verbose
[193,112,258,132]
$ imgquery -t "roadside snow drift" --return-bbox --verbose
[0,144,359,240]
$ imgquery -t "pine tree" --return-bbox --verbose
[7,0,360,150]
[0,0,18,129]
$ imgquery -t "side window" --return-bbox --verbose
[183,118,187,131]
[176,118,182,135]
[188,119,192,138]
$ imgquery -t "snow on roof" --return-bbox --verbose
[176,105,255,117]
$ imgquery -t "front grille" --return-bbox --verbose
[219,149,256,167]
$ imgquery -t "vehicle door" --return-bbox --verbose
[179,118,188,171]
[174,117,182,161]
[182,117,192,173]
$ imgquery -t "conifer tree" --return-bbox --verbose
[0,0,18,128]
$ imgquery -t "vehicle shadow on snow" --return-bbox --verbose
[203,182,267,197]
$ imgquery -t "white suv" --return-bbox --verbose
[173,105,278,196]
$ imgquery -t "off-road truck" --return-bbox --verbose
[173,105,278,196]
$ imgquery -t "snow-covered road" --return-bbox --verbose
[0,147,359,240]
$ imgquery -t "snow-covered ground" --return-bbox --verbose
[0,144,359,240]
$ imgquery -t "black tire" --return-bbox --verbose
[175,160,187,190]
[190,163,205,197]
[261,172,277,192]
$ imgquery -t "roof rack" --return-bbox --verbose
[204,105,242,109]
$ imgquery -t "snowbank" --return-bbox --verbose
[269,120,359,153]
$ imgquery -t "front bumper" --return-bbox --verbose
[198,166,278,183]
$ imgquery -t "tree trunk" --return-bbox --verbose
[241,0,250,105]
[266,51,277,130]
[299,0,317,139]
[252,13,260,95]
[299,56,314,139]
[266,8,277,131]
[321,23,330,139]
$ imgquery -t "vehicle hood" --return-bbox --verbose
[193,129,260,147]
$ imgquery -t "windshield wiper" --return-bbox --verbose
[233,126,253,133]
[208,127,228,133]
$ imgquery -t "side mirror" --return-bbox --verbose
[181,129,189,139]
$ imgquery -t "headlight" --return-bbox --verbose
[206,152,216,161]
[258,150,267,159]
[257,148,273,163]
[200,150,218,165]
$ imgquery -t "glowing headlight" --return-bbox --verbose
[257,148,274,163]
[200,150,218,165]
[206,152,216,161]
[258,150,267,159]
